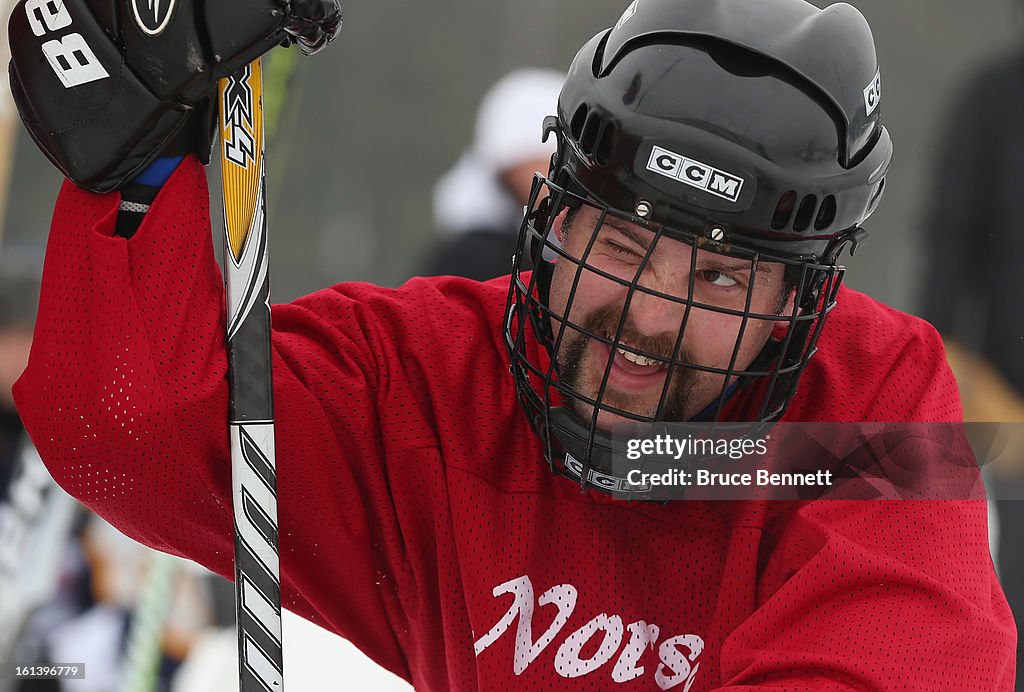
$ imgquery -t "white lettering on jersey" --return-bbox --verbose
[472,575,578,674]
[612,621,660,682]
[475,574,704,690]
[554,614,624,678]
[657,634,705,692]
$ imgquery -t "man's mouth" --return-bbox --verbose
[556,312,695,423]
[598,331,670,391]
[557,323,693,423]
[615,346,661,368]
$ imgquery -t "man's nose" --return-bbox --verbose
[623,278,691,344]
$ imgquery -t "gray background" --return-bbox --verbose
[2,0,1021,311]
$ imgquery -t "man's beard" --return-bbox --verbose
[555,303,697,424]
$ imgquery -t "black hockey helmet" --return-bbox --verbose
[505,0,892,496]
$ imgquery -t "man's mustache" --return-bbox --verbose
[575,302,687,364]
[555,302,696,423]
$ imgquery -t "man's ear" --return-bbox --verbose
[552,207,571,243]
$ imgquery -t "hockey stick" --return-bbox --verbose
[218,58,285,691]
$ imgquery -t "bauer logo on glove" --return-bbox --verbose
[23,0,110,88]
[131,0,177,36]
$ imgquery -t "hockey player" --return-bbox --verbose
[7,0,1018,689]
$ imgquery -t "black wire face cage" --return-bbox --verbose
[504,176,850,496]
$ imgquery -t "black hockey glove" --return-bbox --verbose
[7,0,342,193]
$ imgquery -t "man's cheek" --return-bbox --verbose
[561,283,603,325]
[693,313,764,363]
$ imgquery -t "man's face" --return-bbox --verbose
[546,205,792,426]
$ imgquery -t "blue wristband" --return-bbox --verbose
[132,156,184,187]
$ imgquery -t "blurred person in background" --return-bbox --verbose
[0,264,212,691]
[0,262,89,692]
[0,264,38,489]
[423,68,563,280]
[917,1,1024,685]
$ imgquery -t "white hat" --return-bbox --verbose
[434,68,564,236]
[472,68,564,172]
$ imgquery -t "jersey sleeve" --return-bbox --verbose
[714,499,1016,690]
[13,157,414,681]
[787,289,965,423]
[747,301,1014,688]
[870,316,963,423]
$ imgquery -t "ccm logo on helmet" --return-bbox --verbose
[864,69,881,116]
[23,0,109,88]
[646,146,744,203]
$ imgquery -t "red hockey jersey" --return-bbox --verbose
[14,159,1016,690]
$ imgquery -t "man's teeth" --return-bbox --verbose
[617,347,660,367]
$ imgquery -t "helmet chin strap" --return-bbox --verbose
[546,406,772,501]
[546,406,630,495]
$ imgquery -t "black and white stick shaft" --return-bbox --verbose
[219,58,284,691]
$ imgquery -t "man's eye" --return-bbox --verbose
[605,242,642,259]
[699,270,739,288]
